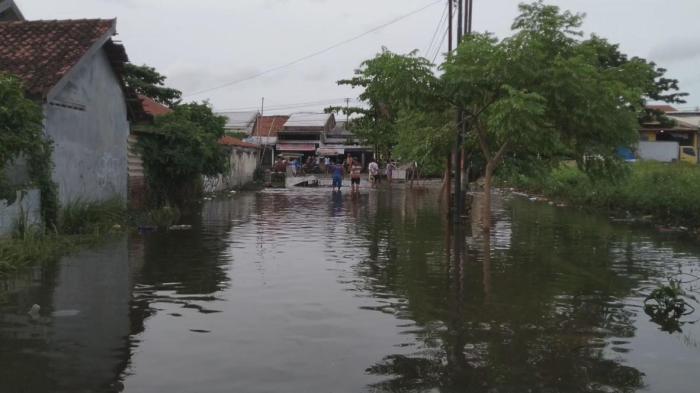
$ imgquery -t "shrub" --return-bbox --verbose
[58,198,126,235]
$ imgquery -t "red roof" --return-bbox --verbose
[646,105,678,113]
[139,95,172,117]
[0,19,121,97]
[219,136,259,149]
[252,115,289,137]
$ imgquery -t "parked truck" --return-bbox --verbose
[637,141,697,164]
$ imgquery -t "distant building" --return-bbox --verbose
[247,115,289,166]
[127,96,172,208]
[319,120,372,164]
[276,112,335,156]
[0,18,133,206]
[217,111,260,135]
[640,105,700,149]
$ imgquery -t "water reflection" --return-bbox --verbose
[0,239,131,393]
[1,187,699,392]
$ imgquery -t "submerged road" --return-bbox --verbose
[2,186,700,392]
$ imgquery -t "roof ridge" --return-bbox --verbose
[0,18,115,24]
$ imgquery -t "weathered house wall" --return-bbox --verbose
[44,48,129,205]
[204,146,259,193]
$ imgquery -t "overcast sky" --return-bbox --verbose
[18,0,700,114]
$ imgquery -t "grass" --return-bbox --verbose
[502,161,700,226]
[0,198,127,277]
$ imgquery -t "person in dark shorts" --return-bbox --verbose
[350,159,362,193]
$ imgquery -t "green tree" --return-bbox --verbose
[443,1,655,229]
[333,48,441,158]
[393,109,453,177]
[123,63,182,107]
[137,102,227,207]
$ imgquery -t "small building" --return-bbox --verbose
[203,136,260,193]
[319,120,373,166]
[277,112,335,158]
[128,96,172,208]
[640,105,700,152]
[246,115,289,166]
[216,111,260,136]
[0,17,132,206]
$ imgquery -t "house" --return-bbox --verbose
[319,120,372,166]
[247,115,289,166]
[640,105,700,152]
[127,95,172,208]
[0,17,132,206]
[217,110,260,136]
[276,112,335,158]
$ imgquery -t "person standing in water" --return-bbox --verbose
[350,158,362,193]
[386,160,396,184]
[368,159,379,187]
[331,160,344,192]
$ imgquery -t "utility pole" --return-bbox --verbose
[453,0,464,223]
[345,97,350,124]
[445,0,453,209]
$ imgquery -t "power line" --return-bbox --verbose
[430,4,454,63]
[216,97,360,112]
[424,1,448,57]
[182,0,443,98]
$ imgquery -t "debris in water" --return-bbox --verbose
[27,304,40,319]
[169,224,192,231]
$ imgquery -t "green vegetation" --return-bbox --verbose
[137,102,228,208]
[337,1,684,230]
[503,161,700,226]
[0,73,59,228]
[0,198,126,277]
[123,63,182,107]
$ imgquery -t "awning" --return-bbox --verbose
[276,143,316,152]
[317,147,345,156]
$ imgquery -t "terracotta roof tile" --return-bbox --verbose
[252,115,289,137]
[138,95,172,117]
[219,136,259,149]
[0,19,117,97]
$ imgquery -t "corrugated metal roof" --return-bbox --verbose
[668,115,700,128]
[284,112,333,128]
[217,111,259,132]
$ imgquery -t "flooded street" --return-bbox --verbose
[2,186,700,392]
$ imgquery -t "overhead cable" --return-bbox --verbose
[182,0,443,98]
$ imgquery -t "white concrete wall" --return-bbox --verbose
[204,147,259,193]
[44,48,129,205]
[0,188,41,237]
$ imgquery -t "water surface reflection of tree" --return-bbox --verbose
[357,191,646,392]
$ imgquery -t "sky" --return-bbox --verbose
[17,0,700,114]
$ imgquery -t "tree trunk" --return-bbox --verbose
[482,161,494,232]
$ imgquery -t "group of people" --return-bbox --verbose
[330,156,398,193]
[273,154,399,192]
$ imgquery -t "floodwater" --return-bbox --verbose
[2,186,700,392]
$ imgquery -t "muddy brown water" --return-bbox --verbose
[1,186,700,392]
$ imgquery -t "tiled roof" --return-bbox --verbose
[0,19,118,97]
[139,95,172,117]
[252,115,289,137]
[219,136,259,149]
